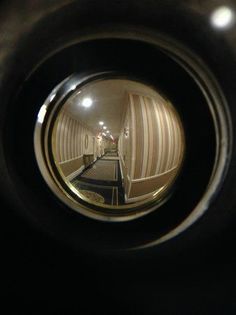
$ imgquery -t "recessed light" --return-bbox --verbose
[99,121,104,126]
[81,97,92,108]
[103,126,107,130]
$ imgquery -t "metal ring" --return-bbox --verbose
[34,34,232,232]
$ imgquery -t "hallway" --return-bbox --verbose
[72,151,125,205]
[52,79,184,206]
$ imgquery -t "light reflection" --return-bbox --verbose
[37,104,47,124]
[50,93,56,102]
[70,84,77,90]
[82,97,93,108]
[211,6,235,29]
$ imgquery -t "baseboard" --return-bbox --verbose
[124,187,163,204]
[66,165,85,181]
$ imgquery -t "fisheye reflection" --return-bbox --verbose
[52,79,184,207]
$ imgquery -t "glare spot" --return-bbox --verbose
[70,84,77,90]
[49,93,56,102]
[211,6,234,29]
[37,105,47,124]
[82,98,93,108]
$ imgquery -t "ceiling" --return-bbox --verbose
[64,79,162,139]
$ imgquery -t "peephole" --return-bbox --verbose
[28,33,231,249]
[1,2,236,311]
[34,75,185,221]
[4,31,231,250]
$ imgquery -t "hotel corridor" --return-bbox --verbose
[72,151,125,205]
[51,79,184,208]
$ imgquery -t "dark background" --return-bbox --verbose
[1,0,236,314]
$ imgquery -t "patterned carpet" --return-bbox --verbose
[81,160,118,181]
[73,180,119,205]
[79,190,105,204]
[72,158,124,205]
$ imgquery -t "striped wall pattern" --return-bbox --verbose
[52,110,114,178]
[128,92,184,180]
[53,109,95,163]
[119,92,184,201]
[118,104,132,176]
[118,96,133,197]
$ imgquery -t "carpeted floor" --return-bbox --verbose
[72,180,119,205]
[101,156,120,160]
[81,160,118,181]
[72,158,124,205]
[105,152,118,156]
[79,189,105,204]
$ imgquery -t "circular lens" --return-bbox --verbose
[34,75,185,221]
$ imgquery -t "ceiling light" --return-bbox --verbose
[81,97,93,108]
[211,6,234,29]
[106,130,110,133]
[103,126,107,130]
[99,121,104,126]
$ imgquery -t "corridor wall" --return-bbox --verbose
[119,92,184,203]
[52,110,102,179]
